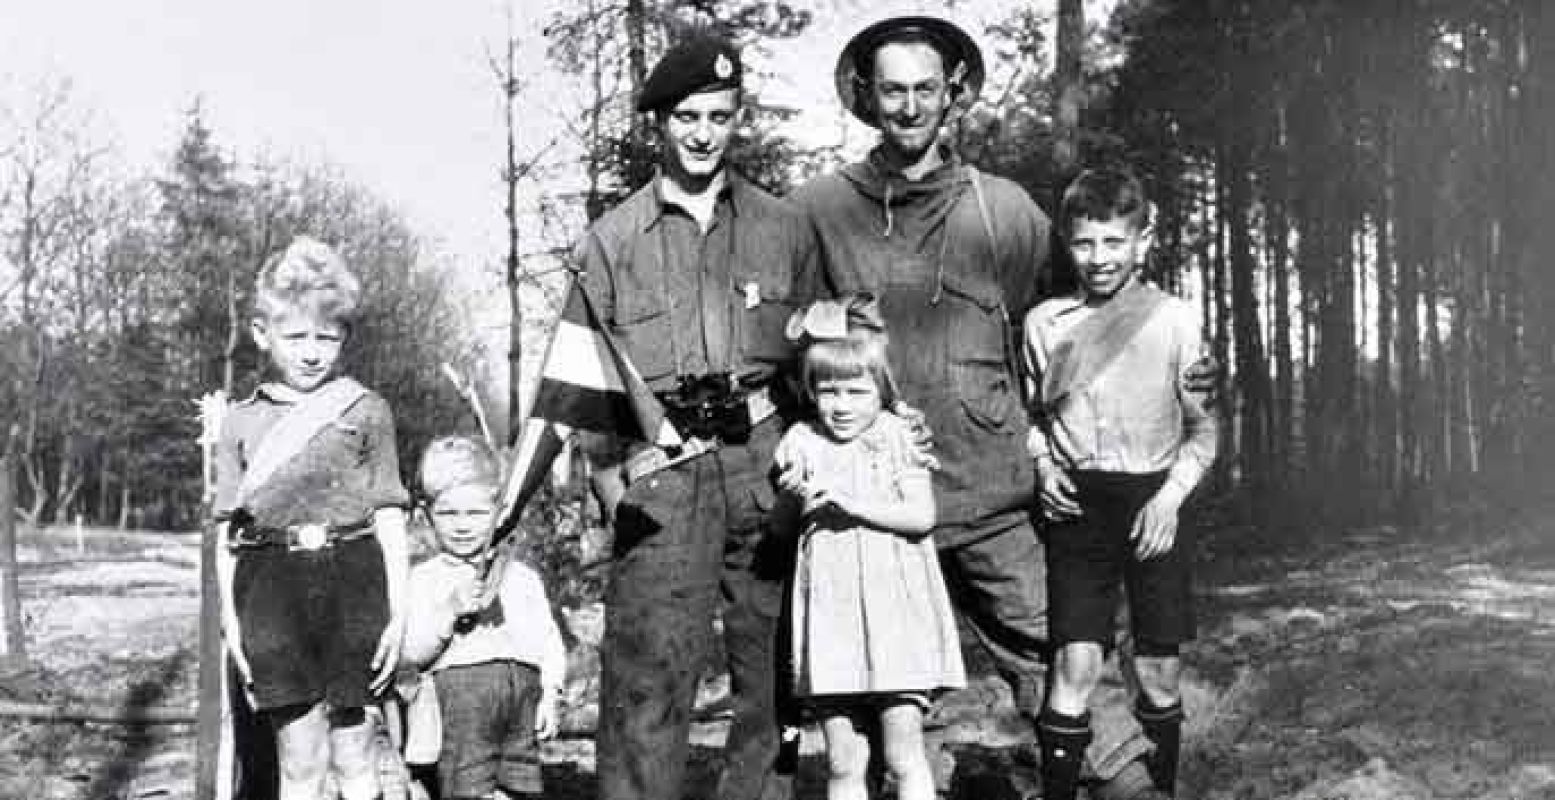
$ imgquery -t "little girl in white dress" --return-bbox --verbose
[773,294,964,800]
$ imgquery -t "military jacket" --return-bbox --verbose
[574,173,821,393]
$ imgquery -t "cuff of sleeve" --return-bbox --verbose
[1164,461,1205,497]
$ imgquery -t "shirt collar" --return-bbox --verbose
[247,377,343,405]
[865,143,963,183]
[251,381,306,404]
[1053,277,1152,317]
[433,551,482,570]
[1048,294,1089,318]
[644,169,741,231]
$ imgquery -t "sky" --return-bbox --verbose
[0,0,1045,274]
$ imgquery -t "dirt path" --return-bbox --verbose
[1177,508,1555,800]
[0,529,199,800]
[4,514,1554,799]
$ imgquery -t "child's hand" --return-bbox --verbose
[776,464,806,496]
[1036,459,1081,520]
[454,575,490,617]
[893,400,941,471]
[1181,348,1220,407]
[370,614,405,696]
[1130,483,1187,559]
[221,617,258,707]
[535,694,561,741]
[778,465,832,516]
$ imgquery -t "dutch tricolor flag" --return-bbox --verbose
[492,278,681,540]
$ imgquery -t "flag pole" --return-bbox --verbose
[457,270,580,620]
[194,391,231,800]
[491,269,579,541]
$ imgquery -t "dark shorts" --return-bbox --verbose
[1045,471,1195,652]
[233,535,388,710]
[434,661,544,800]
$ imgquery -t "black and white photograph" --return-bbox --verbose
[1,1,1552,798]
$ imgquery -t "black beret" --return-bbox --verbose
[636,34,743,113]
[835,16,985,127]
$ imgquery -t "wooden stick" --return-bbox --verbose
[440,363,498,454]
[438,362,515,620]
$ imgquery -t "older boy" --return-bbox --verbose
[214,237,411,800]
[1024,167,1218,799]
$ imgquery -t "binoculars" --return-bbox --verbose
[658,373,753,444]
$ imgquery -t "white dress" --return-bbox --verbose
[774,411,966,699]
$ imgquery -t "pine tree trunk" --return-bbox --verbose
[1424,245,1448,483]
[1375,120,1398,511]
[1211,170,1233,493]
[1269,174,1295,490]
[623,0,653,192]
[1224,135,1272,519]
[1052,0,1084,178]
[0,453,23,662]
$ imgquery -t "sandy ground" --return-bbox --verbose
[4,509,1555,800]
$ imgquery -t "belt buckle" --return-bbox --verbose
[294,523,329,551]
[228,525,262,550]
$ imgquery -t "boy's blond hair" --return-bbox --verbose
[255,236,363,323]
[418,435,501,502]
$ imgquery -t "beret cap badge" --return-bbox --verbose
[715,53,734,79]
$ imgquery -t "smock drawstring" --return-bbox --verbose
[883,183,895,238]
[931,230,947,304]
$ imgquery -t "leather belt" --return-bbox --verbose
[228,518,374,552]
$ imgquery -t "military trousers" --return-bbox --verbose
[596,417,792,800]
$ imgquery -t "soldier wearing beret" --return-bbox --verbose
[573,32,820,800]
[791,16,1217,800]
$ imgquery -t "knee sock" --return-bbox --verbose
[1135,697,1185,793]
[1037,708,1092,800]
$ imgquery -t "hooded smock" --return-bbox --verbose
[791,147,1053,548]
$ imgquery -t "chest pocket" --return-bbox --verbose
[738,278,799,364]
[326,419,369,468]
[939,270,1020,431]
[610,247,677,383]
[734,219,804,365]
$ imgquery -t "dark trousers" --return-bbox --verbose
[434,662,542,799]
[597,420,792,800]
[939,513,1154,782]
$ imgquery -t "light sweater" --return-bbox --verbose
[402,553,567,692]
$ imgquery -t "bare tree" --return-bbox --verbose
[0,78,108,524]
[489,2,560,443]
